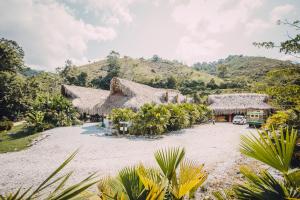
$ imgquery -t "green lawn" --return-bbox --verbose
[0,124,39,153]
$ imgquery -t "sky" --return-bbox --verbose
[0,0,299,71]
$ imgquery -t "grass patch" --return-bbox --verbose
[0,123,40,153]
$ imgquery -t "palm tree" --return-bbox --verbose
[98,147,208,200]
[214,127,300,200]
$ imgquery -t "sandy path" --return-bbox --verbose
[0,123,250,193]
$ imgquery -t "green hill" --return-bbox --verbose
[74,57,222,85]
[193,55,299,81]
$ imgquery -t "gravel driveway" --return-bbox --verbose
[0,123,250,194]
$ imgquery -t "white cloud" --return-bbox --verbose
[65,0,138,25]
[271,4,295,23]
[0,0,116,70]
[172,0,264,63]
[245,19,271,36]
[176,36,223,64]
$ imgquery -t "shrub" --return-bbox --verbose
[196,104,212,123]
[110,108,136,133]
[0,119,13,131]
[109,103,210,136]
[130,104,171,135]
[264,109,298,130]
[26,94,80,132]
[166,104,189,131]
[178,103,201,126]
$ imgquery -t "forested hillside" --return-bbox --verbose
[61,54,222,90]
[193,55,298,81]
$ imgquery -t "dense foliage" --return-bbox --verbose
[98,147,207,200]
[0,38,24,73]
[110,108,136,132]
[109,103,211,136]
[264,110,299,130]
[0,118,13,131]
[26,94,80,132]
[130,104,171,135]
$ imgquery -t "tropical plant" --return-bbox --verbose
[26,110,47,132]
[0,118,13,131]
[214,128,300,200]
[0,150,98,200]
[130,104,171,135]
[98,167,148,200]
[178,103,201,126]
[98,147,207,200]
[166,104,189,131]
[264,110,299,130]
[25,94,80,132]
[110,108,136,134]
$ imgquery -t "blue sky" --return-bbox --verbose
[0,0,299,70]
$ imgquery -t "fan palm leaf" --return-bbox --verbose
[171,159,207,199]
[154,147,185,181]
[99,167,147,200]
[240,128,297,173]
[136,165,166,200]
[233,166,288,200]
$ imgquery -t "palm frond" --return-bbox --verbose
[172,159,207,199]
[240,128,297,173]
[154,147,185,181]
[98,176,124,200]
[233,166,288,200]
[136,165,166,200]
[213,189,235,200]
[118,167,147,200]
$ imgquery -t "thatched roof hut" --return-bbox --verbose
[95,77,186,114]
[62,77,187,115]
[61,84,110,115]
[208,93,272,115]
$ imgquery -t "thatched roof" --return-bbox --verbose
[208,93,272,115]
[62,77,187,115]
[95,77,187,114]
[61,84,110,114]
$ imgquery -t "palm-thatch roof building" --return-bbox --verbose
[208,93,273,122]
[61,84,110,115]
[62,77,187,115]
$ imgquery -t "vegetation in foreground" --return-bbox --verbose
[214,127,299,199]
[0,150,98,200]
[98,147,207,200]
[2,127,299,200]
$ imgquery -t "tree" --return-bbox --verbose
[107,50,120,76]
[76,72,88,86]
[206,78,218,89]
[253,19,300,58]
[166,76,178,89]
[95,51,121,90]
[217,64,228,78]
[151,55,161,62]
[0,72,27,120]
[0,38,24,73]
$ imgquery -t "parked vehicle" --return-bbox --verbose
[246,110,266,127]
[233,115,247,125]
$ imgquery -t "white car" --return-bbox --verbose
[232,115,246,125]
